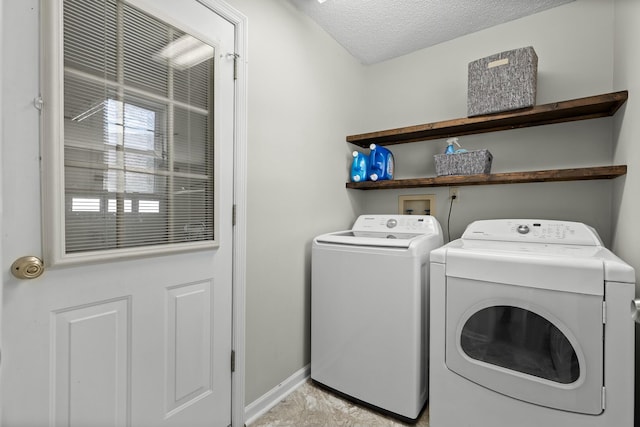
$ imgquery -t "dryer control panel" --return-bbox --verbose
[461,219,603,246]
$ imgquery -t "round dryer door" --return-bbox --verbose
[460,305,580,384]
[445,276,604,415]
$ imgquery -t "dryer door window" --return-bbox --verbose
[445,277,604,415]
[460,306,579,384]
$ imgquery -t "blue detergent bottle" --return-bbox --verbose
[350,150,369,182]
[369,144,394,181]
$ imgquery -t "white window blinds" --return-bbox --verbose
[63,0,215,253]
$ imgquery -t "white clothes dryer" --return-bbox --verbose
[311,215,443,421]
[429,219,636,427]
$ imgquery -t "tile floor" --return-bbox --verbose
[247,380,430,427]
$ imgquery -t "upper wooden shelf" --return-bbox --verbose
[346,91,628,148]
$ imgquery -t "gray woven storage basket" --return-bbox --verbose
[467,46,537,116]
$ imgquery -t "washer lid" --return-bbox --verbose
[315,214,443,248]
[314,230,426,248]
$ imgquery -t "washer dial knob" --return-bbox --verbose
[517,224,530,234]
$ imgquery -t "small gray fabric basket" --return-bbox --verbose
[434,149,493,176]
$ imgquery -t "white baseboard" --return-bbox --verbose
[244,364,310,426]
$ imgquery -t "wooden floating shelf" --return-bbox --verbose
[345,165,627,190]
[346,91,628,148]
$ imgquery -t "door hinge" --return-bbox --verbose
[602,386,606,409]
[233,54,238,80]
[226,52,240,80]
[602,301,606,324]
[231,350,236,373]
[232,204,236,226]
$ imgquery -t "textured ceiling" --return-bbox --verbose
[287,0,574,64]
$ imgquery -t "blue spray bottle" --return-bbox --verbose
[368,144,394,181]
[350,150,369,183]
[445,137,461,154]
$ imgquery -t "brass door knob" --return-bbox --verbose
[11,256,44,279]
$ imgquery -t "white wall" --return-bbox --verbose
[612,1,640,278]
[357,0,617,244]
[222,0,365,404]
[612,0,640,422]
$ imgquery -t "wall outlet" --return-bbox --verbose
[449,187,460,200]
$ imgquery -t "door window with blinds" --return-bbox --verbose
[60,0,218,257]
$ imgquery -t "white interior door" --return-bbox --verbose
[1,1,237,426]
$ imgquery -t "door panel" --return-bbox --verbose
[1,1,236,426]
[166,281,213,414]
[53,298,130,427]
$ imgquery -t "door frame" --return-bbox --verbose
[199,2,248,425]
[0,0,248,425]
[209,1,248,425]
[0,1,4,423]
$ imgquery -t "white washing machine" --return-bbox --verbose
[311,214,443,421]
[429,219,636,427]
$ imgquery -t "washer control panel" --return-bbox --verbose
[461,219,603,246]
[352,214,437,234]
